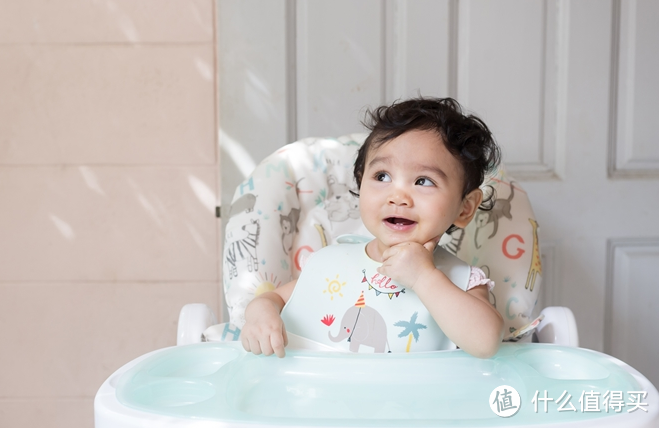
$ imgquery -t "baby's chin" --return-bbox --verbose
[379,236,441,249]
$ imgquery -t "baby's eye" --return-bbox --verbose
[415,177,435,187]
[375,172,391,182]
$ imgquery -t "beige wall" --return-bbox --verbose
[0,1,221,426]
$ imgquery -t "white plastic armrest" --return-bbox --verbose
[536,306,579,347]
[177,304,217,346]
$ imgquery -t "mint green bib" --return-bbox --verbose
[281,241,471,353]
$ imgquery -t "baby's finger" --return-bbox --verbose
[380,248,391,262]
[380,245,399,261]
[282,328,289,347]
[248,337,263,355]
[377,263,390,277]
[241,334,251,352]
[271,333,286,358]
[423,238,440,253]
[259,339,275,357]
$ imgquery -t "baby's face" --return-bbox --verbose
[359,129,469,259]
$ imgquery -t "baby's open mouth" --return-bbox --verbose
[386,217,416,226]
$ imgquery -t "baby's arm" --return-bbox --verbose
[415,274,503,358]
[241,279,296,358]
[379,242,503,358]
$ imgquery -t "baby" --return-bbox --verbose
[241,97,504,358]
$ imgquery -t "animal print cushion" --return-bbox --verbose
[218,134,541,342]
[450,166,542,337]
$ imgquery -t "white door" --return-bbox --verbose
[218,0,659,386]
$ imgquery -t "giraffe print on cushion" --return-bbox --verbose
[525,218,542,292]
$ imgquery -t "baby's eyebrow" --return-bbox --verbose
[419,165,448,181]
[369,155,448,181]
[367,155,390,168]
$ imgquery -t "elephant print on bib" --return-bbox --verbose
[328,292,388,353]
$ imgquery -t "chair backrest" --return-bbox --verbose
[223,135,541,337]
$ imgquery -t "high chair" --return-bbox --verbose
[95,135,658,428]
[183,133,577,347]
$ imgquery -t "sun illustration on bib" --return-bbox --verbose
[323,274,347,300]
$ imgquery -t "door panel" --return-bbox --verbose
[218,0,659,385]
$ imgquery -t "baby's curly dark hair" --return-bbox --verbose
[354,97,501,219]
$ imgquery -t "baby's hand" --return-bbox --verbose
[378,239,438,290]
[241,298,288,358]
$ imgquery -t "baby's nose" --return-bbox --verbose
[388,189,411,206]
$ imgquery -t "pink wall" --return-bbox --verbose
[0,1,221,426]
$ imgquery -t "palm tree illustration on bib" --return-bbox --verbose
[394,312,427,352]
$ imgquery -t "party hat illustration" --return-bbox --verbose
[355,291,366,308]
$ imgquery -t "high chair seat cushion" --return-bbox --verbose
[455,169,542,337]
[221,134,541,339]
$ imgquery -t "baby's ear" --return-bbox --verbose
[453,189,483,228]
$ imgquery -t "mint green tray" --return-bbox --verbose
[116,343,641,426]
